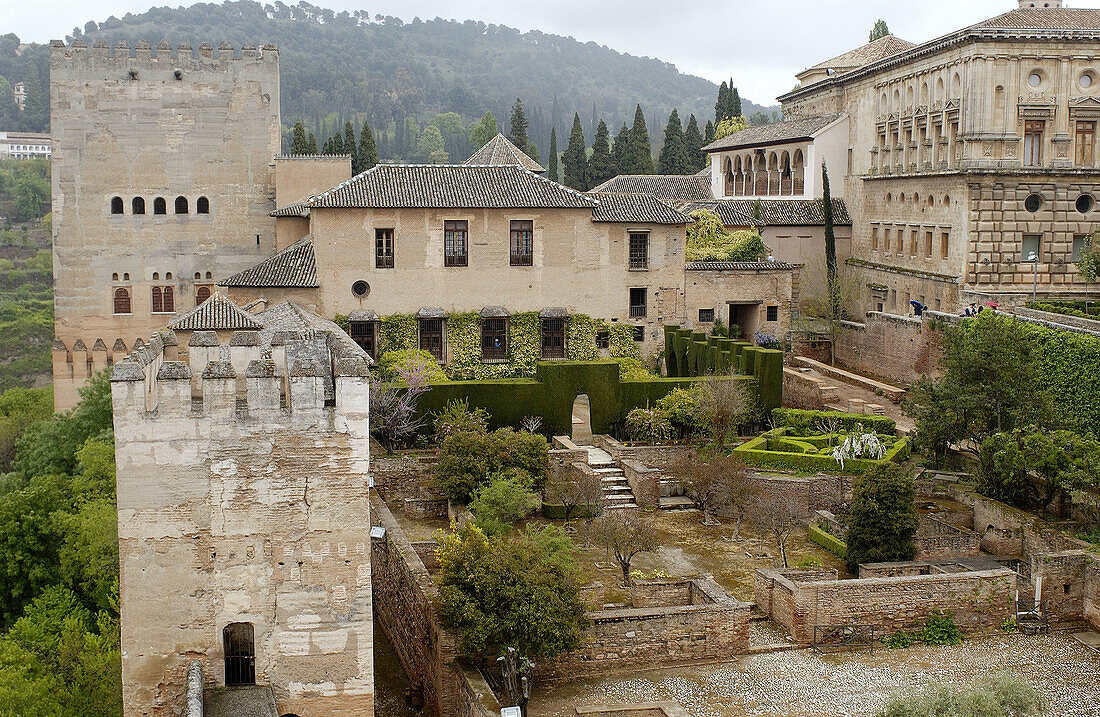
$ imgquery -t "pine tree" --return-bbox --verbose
[547,127,560,182]
[357,120,379,173]
[562,113,588,191]
[587,120,616,188]
[290,122,308,155]
[307,132,318,154]
[658,109,688,175]
[613,123,631,173]
[715,81,731,123]
[684,114,705,173]
[704,119,715,146]
[731,86,742,119]
[509,98,531,159]
[869,19,890,42]
[627,105,654,175]
[526,139,540,163]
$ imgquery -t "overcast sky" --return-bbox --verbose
[9,0,1041,103]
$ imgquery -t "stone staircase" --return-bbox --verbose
[584,447,637,510]
[659,475,694,511]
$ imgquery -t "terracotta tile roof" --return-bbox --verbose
[589,193,693,225]
[684,198,852,227]
[686,260,794,271]
[807,35,916,74]
[702,114,843,153]
[220,237,318,288]
[309,164,596,209]
[464,133,545,173]
[167,292,264,331]
[270,201,310,218]
[588,174,714,202]
[968,8,1100,31]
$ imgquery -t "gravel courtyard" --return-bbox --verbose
[529,633,1100,717]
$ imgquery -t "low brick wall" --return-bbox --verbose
[915,514,981,560]
[542,577,751,680]
[1087,560,1100,631]
[945,485,1090,560]
[620,459,661,509]
[405,497,449,520]
[782,367,827,410]
[629,579,700,608]
[729,474,850,523]
[593,436,692,471]
[373,451,435,496]
[370,496,497,717]
[858,562,935,579]
[411,540,440,571]
[833,312,945,386]
[1030,551,1098,625]
[755,566,1016,645]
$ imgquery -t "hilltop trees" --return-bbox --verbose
[613,123,631,171]
[562,113,588,191]
[469,111,498,149]
[290,122,309,154]
[622,105,654,175]
[356,120,378,173]
[715,79,742,123]
[587,120,617,188]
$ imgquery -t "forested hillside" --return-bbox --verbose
[35,1,779,161]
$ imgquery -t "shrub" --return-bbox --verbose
[469,472,537,535]
[436,522,587,661]
[880,630,916,649]
[613,356,652,380]
[808,523,847,559]
[918,610,963,646]
[655,386,706,437]
[878,675,1044,717]
[432,398,489,444]
[378,349,447,383]
[773,408,896,435]
[434,428,549,503]
[624,407,673,443]
[686,209,766,262]
[845,463,918,574]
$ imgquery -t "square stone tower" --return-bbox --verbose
[51,40,281,409]
[109,306,373,717]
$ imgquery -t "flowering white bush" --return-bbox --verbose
[831,423,887,469]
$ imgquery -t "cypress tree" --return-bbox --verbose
[823,161,839,320]
[290,122,308,155]
[307,132,318,154]
[547,127,560,182]
[684,114,705,173]
[344,121,356,162]
[357,120,379,173]
[627,105,654,175]
[731,85,742,118]
[587,120,616,188]
[331,131,345,155]
[562,113,588,191]
[715,81,730,123]
[509,98,531,159]
[613,123,630,173]
[658,109,688,175]
[704,119,715,146]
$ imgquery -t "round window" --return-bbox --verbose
[1028,72,1043,88]
[1082,71,1096,90]
[1076,194,1094,213]
[351,280,370,297]
[1024,193,1043,213]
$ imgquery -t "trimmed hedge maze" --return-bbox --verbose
[733,426,911,474]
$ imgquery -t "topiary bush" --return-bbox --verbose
[845,463,918,574]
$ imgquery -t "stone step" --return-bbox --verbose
[606,502,638,510]
[594,467,624,475]
[659,496,696,510]
[865,403,886,416]
[603,485,633,494]
[820,385,840,402]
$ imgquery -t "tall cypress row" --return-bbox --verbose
[613,123,631,173]
[587,120,616,188]
[823,161,839,320]
[684,114,705,173]
[547,127,559,182]
[357,120,379,172]
[658,108,687,175]
[562,113,588,190]
[628,105,654,175]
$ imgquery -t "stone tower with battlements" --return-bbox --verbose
[109,305,373,717]
[51,39,280,410]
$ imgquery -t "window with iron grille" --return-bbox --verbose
[767,305,779,322]
[375,228,395,268]
[540,318,565,359]
[349,321,377,359]
[419,319,444,361]
[629,287,647,318]
[595,330,610,349]
[223,623,255,686]
[510,220,534,266]
[632,325,645,342]
[629,232,649,270]
[481,318,507,360]
[444,220,468,267]
[151,286,174,313]
[113,287,131,315]
[699,308,715,323]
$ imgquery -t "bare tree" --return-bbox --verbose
[587,511,659,586]
[543,469,604,521]
[756,495,801,568]
[794,258,862,365]
[697,372,757,447]
[369,356,431,453]
[669,449,755,530]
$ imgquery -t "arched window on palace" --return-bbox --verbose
[110,196,124,214]
[132,197,145,215]
[196,196,210,214]
[175,196,189,214]
[151,286,174,313]
[223,623,256,686]
[113,287,131,315]
[196,285,212,305]
[153,197,167,215]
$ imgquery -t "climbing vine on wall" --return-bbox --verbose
[378,314,417,355]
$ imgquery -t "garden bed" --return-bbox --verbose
[733,427,910,474]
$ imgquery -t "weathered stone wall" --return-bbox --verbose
[371,452,436,497]
[51,40,280,409]
[945,484,1090,559]
[542,577,751,681]
[683,265,794,340]
[111,332,374,717]
[736,474,850,522]
[755,566,1015,645]
[274,155,351,212]
[620,458,661,509]
[1029,551,1096,624]
[1086,559,1100,631]
[915,514,981,560]
[405,497,448,520]
[782,367,827,410]
[629,579,694,609]
[833,312,945,386]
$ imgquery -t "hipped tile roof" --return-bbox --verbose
[684,199,852,227]
[167,292,264,331]
[686,260,794,271]
[464,133,545,173]
[702,114,843,153]
[589,193,693,225]
[220,237,318,288]
[589,174,714,202]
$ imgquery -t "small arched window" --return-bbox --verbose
[110,196,124,214]
[194,272,201,280]
[166,272,173,280]
[205,271,212,279]
[175,196,189,214]
[154,197,166,215]
[152,272,159,280]
[152,286,174,313]
[196,285,211,304]
[123,272,130,281]
[197,196,209,214]
[113,287,131,314]
[132,197,145,215]
[112,272,119,281]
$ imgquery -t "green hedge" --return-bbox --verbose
[1024,320,1100,435]
[734,428,910,474]
[772,408,897,435]
[1026,300,1100,319]
[809,523,848,560]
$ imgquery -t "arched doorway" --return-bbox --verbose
[571,394,593,443]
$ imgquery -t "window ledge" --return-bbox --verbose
[628,267,650,272]
[151,311,176,315]
[481,357,509,364]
